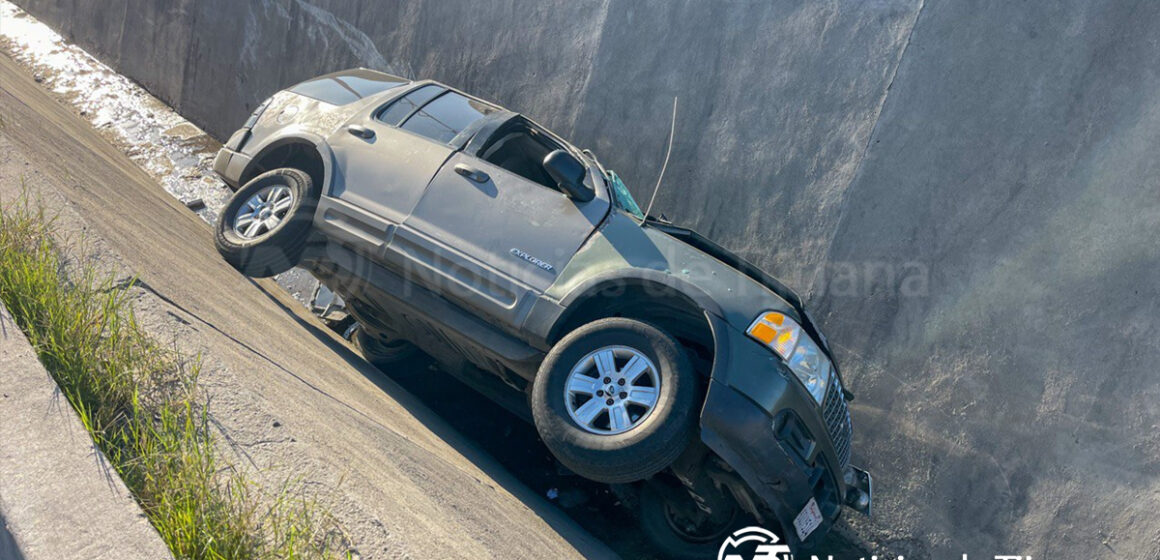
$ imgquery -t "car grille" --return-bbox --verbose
[823,376,853,468]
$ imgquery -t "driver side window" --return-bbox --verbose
[479,124,560,190]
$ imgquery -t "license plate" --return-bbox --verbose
[793,498,823,541]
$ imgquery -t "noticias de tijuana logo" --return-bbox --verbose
[718,526,793,560]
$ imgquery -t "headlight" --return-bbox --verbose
[746,311,831,404]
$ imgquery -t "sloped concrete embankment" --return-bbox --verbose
[10,0,1160,557]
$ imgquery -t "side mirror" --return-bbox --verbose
[543,149,594,202]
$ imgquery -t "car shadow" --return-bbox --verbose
[251,278,875,559]
[0,510,24,560]
[247,278,616,557]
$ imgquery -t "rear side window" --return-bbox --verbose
[377,84,444,125]
[400,92,499,144]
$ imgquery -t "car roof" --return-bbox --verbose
[373,77,584,160]
[289,68,410,105]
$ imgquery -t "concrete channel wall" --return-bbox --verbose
[10,1,1160,557]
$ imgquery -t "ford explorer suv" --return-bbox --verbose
[212,68,871,557]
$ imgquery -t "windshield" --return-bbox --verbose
[606,170,645,220]
[580,149,645,220]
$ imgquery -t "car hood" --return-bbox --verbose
[548,211,848,392]
[643,220,833,358]
[550,212,825,350]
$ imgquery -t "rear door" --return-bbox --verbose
[395,124,610,330]
[325,83,451,228]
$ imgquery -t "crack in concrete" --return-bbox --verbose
[290,0,403,77]
[808,0,928,301]
[108,275,490,483]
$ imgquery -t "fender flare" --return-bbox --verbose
[241,128,336,195]
[528,269,725,345]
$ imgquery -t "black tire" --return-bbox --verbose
[214,168,318,278]
[330,315,358,338]
[531,318,698,483]
[639,483,746,560]
[354,325,419,366]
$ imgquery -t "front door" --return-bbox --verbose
[396,150,610,328]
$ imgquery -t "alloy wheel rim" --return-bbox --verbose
[564,345,660,435]
[663,498,739,543]
[234,184,293,239]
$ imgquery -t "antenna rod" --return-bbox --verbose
[643,97,678,222]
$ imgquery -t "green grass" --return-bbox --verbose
[0,192,345,559]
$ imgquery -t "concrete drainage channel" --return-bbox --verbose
[0,3,871,557]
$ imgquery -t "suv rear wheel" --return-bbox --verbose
[639,482,746,560]
[215,168,318,277]
[531,318,698,483]
[353,324,419,366]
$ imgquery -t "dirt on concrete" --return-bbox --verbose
[0,51,613,560]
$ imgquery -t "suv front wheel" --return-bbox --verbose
[531,318,698,483]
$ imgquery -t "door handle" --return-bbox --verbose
[454,163,490,183]
[347,125,375,139]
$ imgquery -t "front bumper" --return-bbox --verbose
[212,147,250,190]
[699,314,871,549]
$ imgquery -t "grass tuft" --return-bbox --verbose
[0,191,346,560]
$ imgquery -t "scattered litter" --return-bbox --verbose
[272,420,281,428]
[546,488,559,500]
[183,198,205,211]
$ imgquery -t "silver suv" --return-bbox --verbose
[213,68,871,557]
